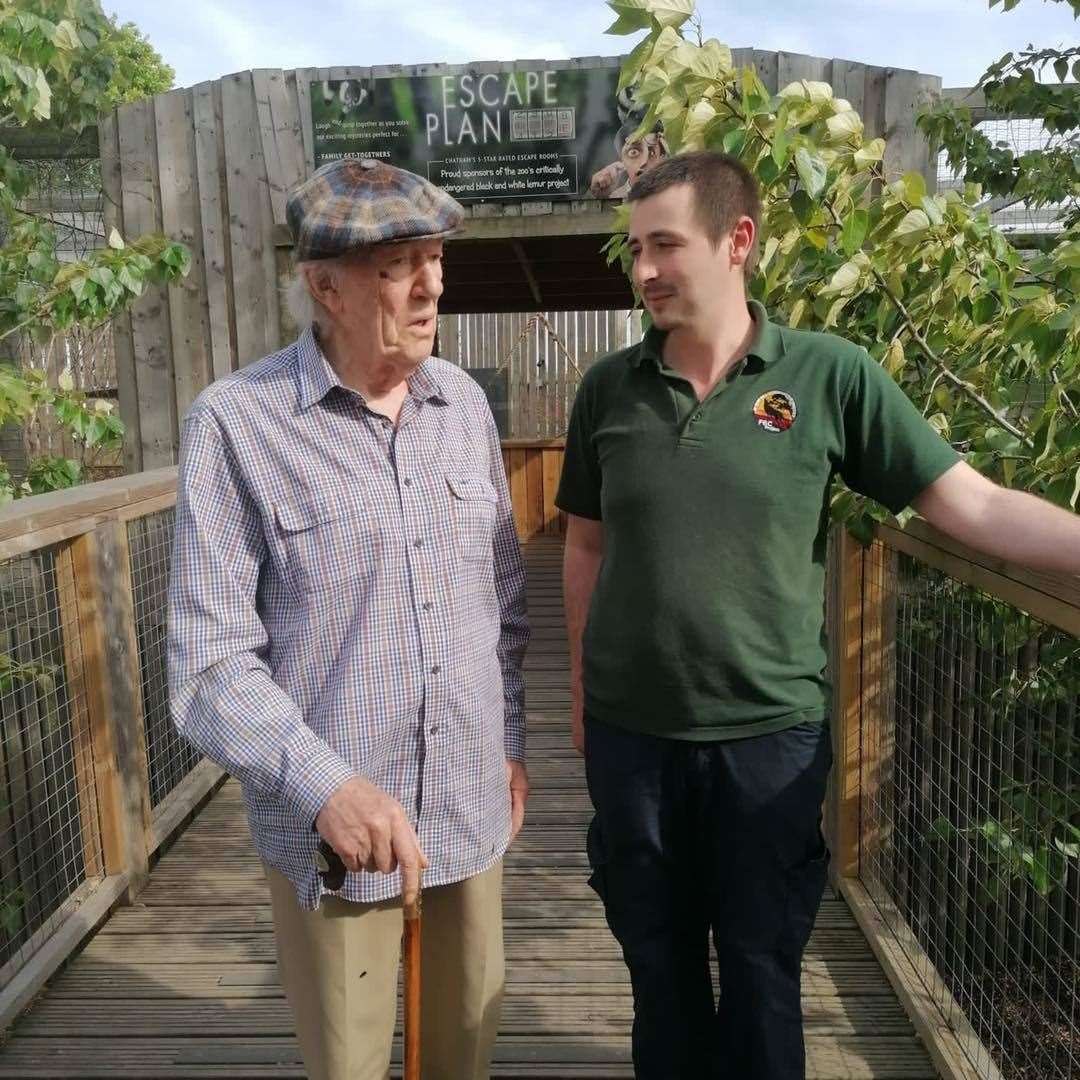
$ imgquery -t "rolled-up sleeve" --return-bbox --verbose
[167,412,356,824]
[485,413,529,761]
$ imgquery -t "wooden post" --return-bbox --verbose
[831,526,864,883]
[858,541,898,882]
[54,546,104,883]
[68,521,151,900]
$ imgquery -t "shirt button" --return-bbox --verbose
[414,538,424,549]
[430,664,441,675]
[429,725,439,735]
[691,412,702,423]
[422,601,433,612]
[403,477,413,487]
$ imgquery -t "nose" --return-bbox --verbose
[632,249,657,289]
[414,259,443,301]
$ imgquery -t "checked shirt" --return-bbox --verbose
[168,327,528,908]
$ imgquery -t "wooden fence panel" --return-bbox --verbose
[116,98,176,470]
[98,113,142,475]
[155,88,213,426]
[192,80,236,381]
[220,72,281,368]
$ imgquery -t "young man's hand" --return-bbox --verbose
[506,759,529,842]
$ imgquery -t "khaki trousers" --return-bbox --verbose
[266,861,504,1080]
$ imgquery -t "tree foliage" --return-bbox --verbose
[603,0,1080,544]
[101,15,174,109]
[0,0,189,500]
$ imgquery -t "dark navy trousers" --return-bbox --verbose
[583,715,833,1080]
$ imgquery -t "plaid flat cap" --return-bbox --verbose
[286,158,465,260]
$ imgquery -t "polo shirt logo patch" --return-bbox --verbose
[753,391,797,433]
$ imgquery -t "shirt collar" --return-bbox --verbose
[293,325,450,411]
[631,299,784,370]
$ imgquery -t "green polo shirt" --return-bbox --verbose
[556,300,960,741]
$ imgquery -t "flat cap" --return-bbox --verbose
[286,158,465,260]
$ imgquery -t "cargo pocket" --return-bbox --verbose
[585,814,608,902]
[784,827,830,955]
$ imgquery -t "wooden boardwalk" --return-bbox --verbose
[0,537,938,1077]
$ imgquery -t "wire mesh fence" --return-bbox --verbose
[937,117,1070,236]
[128,509,198,810]
[5,155,122,482]
[0,545,104,983]
[859,540,1079,1080]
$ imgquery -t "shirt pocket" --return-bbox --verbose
[446,473,497,565]
[273,496,375,597]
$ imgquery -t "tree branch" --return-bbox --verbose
[871,267,1035,448]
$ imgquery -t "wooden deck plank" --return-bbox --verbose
[0,538,938,1078]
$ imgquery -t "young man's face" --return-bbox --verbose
[627,183,752,333]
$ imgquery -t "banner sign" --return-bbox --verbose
[309,66,668,203]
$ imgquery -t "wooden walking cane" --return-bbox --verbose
[402,872,423,1080]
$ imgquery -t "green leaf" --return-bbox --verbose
[853,138,885,169]
[972,295,996,325]
[820,260,862,296]
[31,69,52,121]
[605,0,652,34]
[618,37,654,92]
[902,172,927,206]
[722,127,746,156]
[794,147,828,199]
[771,127,790,168]
[920,195,944,226]
[893,208,931,246]
[53,18,82,50]
[841,208,869,255]
[646,0,695,29]
[930,816,956,842]
[790,189,815,225]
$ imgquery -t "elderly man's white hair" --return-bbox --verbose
[283,254,360,331]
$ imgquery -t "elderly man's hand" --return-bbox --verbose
[506,759,529,844]
[315,777,428,906]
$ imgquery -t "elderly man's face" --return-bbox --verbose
[336,238,445,368]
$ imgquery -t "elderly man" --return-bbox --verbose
[168,158,529,1080]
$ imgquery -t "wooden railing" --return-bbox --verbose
[830,522,1080,1080]
[0,441,563,1030]
[501,439,566,540]
[0,468,225,1030]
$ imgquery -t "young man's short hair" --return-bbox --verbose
[627,150,762,275]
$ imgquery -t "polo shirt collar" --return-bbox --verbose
[632,299,784,370]
[293,325,449,411]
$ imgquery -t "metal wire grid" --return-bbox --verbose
[128,509,200,810]
[11,157,121,478]
[859,542,1079,1080]
[0,546,104,981]
[937,118,1069,235]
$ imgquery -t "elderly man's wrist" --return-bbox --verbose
[288,756,358,829]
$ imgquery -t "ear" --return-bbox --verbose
[728,216,756,271]
[301,262,343,315]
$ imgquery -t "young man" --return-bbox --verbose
[169,159,529,1080]
[556,150,1080,1079]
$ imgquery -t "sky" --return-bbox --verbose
[104,0,1077,91]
